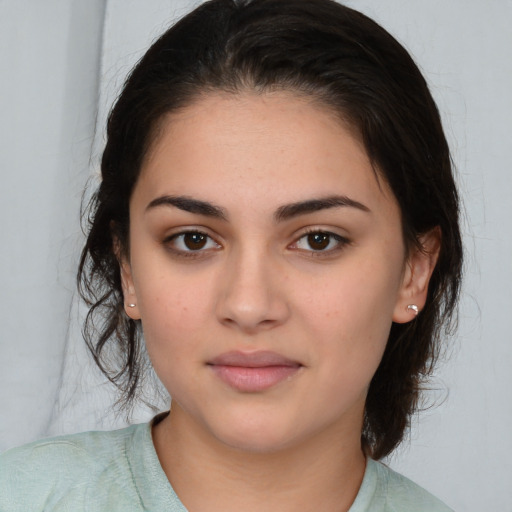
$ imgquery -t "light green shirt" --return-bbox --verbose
[0,421,453,511]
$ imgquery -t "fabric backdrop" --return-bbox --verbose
[1,1,511,510]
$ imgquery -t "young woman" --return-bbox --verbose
[0,0,462,510]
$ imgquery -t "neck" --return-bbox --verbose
[152,405,366,512]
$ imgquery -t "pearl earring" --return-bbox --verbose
[407,304,419,316]
[127,303,136,308]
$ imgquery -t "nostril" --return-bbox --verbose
[214,259,290,332]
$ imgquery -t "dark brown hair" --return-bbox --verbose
[79,0,463,459]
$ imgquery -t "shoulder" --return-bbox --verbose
[370,459,454,512]
[0,424,147,512]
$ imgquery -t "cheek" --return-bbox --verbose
[138,281,208,401]
[134,268,214,365]
[304,285,393,416]
[307,265,399,330]
[299,257,402,372]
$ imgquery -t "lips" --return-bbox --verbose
[207,351,302,392]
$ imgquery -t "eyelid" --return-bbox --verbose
[288,228,351,255]
[163,228,222,257]
[160,226,349,259]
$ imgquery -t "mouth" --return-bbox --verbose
[207,350,303,392]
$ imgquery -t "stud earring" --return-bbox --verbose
[407,304,419,316]
[127,303,136,308]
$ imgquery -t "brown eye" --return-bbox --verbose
[183,232,208,250]
[292,231,349,254]
[307,233,330,251]
[167,231,221,254]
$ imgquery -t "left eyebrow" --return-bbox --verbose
[145,195,228,221]
[274,195,370,222]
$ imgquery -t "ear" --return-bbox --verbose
[392,227,441,323]
[114,238,141,321]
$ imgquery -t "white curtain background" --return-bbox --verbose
[1,1,511,510]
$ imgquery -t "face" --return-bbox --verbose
[121,92,426,453]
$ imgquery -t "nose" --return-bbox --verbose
[215,247,290,334]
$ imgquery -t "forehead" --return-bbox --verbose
[136,91,398,218]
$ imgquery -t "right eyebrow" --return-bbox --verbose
[274,195,370,222]
[145,195,228,221]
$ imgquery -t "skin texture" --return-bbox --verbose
[120,92,439,512]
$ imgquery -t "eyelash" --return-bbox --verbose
[163,229,350,259]
[163,230,221,258]
[291,229,350,256]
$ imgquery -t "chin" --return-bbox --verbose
[207,415,310,455]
